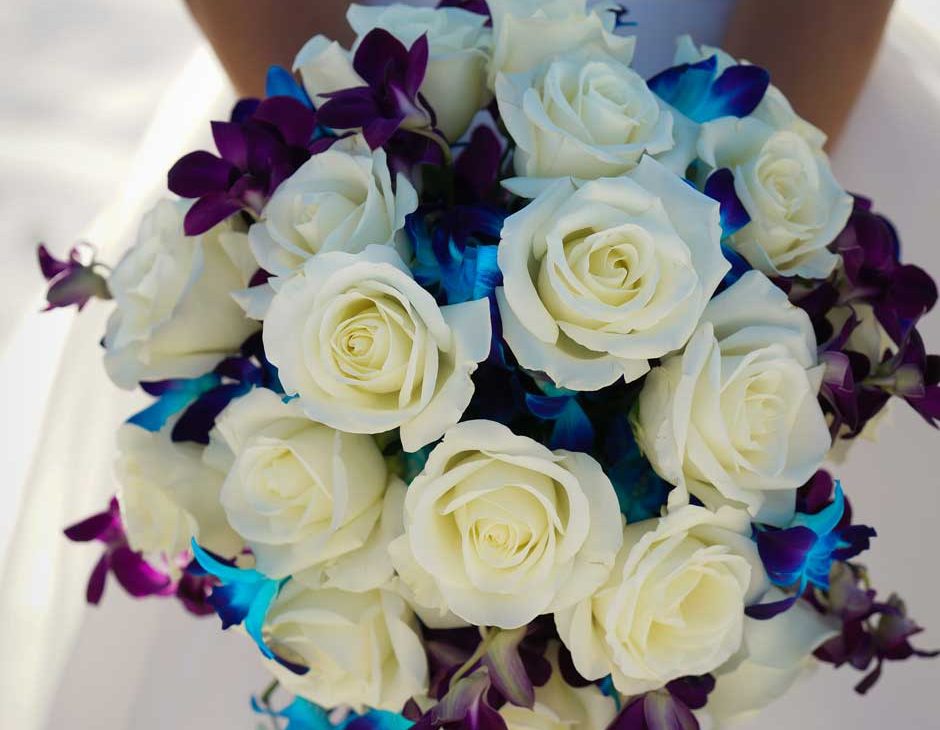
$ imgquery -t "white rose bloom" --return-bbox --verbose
[389,420,623,629]
[634,271,830,526]
[264,581,428,712]
[673,35,828,149]
[103,200,259,389]
[248,137,417,278]
[208,387,401,590]
[486,0,634,90]
[500,643,617,730]
[497,50,692,185]
[496,156,728,391]
[697,116,851,279]
[705,588,838,725]
[116,423,241,573]
[556,505,768,696]
[263,245,491,453]
[346,4,492,142]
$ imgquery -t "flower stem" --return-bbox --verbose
[411,126,454,168]
[449,627,494,687]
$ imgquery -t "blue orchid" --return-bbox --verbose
[266,65,314,108]
[253,697,413,730]
[128,372,221,433]
[648,54,770,124]
[524,384,594,452]
[702,167,753,291]
[603,417,670,523]
[190,540,305,674]
[747,483,876,619]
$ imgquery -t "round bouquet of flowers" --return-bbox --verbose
[44,1,938,728]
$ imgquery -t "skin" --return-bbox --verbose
[185,0,894,147]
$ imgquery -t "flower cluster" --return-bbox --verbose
[41,3,936,729]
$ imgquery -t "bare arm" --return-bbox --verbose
[723,0,894,148]
[184,0,353,98]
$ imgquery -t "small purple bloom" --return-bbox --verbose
[437,0,491,18]
[318,29,434,150]
[37,243,111,311]
[609,691,700,730]
[64,498,174,604]
[168,96,324,235]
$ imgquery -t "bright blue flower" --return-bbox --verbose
[747,483,876,619]
[603,417,670,523]
[409,207,504,306]
[701,169,754,292]
[128,373,221,432]
[266,65,314,108]
[253,697,413,730]
[524,386,594,452]
[648,54,769,123]
[190,540,304,674]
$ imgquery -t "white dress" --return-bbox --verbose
[2,2,938,729]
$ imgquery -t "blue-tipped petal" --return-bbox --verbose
[266,65,314,108]
[704,168,750,238]
[792,482,846,535]
[718,243,752,292]
[649,55,769,123]
[128,373,221,431]
[171,382,252,444]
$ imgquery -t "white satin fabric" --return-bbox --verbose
[1,2,938,729]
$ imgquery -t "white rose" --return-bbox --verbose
[704,588,838,725]
[496,156,728,391]
[103,200,259,389]
[115,423,241,574]
[248,137,417,278]
[389,420,623,629]
[500,643,617,730]
[555,505,768,696]
[263,245,492,453]
[486,0,634,90]
[673,35,828,149]
[497,50,691,185]
[208,387,401,590]
[346,4,492,142]
[634,271,830,526]
[264,581,428,712]
[697,116,852,279]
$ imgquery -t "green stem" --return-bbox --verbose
[411,126,454,168]
[259,679,281,730]
[449,627,494,687]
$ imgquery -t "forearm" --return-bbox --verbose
[723,0,894,148]
[184,0,352,98]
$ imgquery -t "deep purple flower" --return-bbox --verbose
[168,96,325,235]
[64,498,174,604]
[318,29,434,150]
[814,563,938,694]
[608,691,700,730]
[437,0,491,18]
[37,243,110,311]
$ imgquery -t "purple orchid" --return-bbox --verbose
[814,563,938,694]
[317,29,435,150]
[608,678,715,730]
[37,243,110,311]
[437,0,491,18]
[64,497,174,605]
[168,96,327,236]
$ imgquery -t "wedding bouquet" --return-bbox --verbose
[42,1,938,728]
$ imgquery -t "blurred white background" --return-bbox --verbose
[0,1,938,728]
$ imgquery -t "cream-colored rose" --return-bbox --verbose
[116,423,241,574]
[264,581,428,712]
[555,505,768,696]
[704,588,838,725]
[697,116,852,279]
[346,4,492,142]
[263,245,491,452]
[634,271,830,526]
[500,643,617,730]
[496,156,727,391]
[248,137,417,278]
[497,50,688,184]
[486,0,634,89]
[389,420,623,629]
[207,387,400,590]
[103,200,259,389]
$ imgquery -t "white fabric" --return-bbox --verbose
[0,2,938,729]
